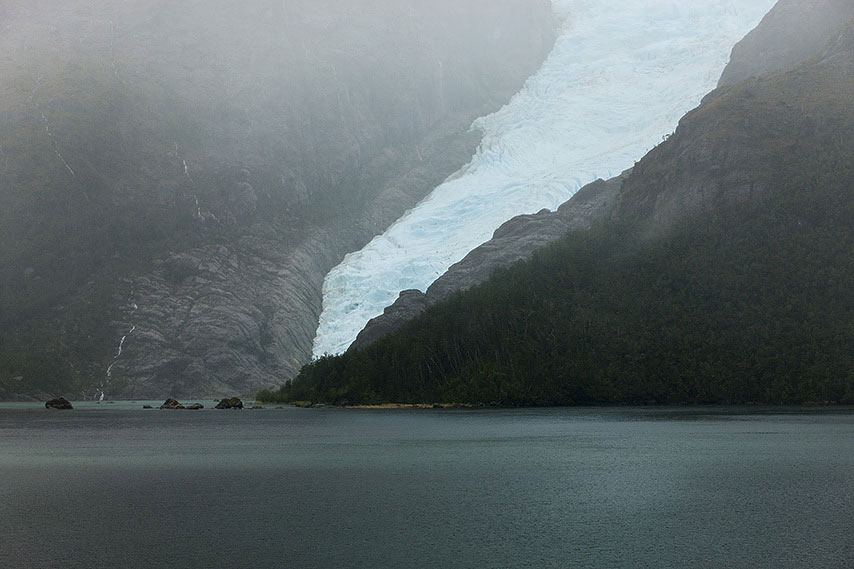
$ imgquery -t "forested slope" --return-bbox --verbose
[262,20,854,406]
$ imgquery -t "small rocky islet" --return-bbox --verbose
[40,397,256,410]
[45,397,73,410]
[214,397,243,410]
[156,397,245,410]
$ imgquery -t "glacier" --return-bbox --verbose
[312,0,776,357]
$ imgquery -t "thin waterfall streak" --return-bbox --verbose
[105,325,135,378]
[104,292,139,384]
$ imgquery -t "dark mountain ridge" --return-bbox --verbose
[265,1,854,406]
[349,0,854,353]
[718,0,854,87]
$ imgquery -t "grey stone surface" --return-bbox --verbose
[0,0,557,400]
[613,16,854,233]
[718,0,854,87]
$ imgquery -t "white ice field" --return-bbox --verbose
[312,0,777,357]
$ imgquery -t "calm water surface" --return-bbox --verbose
[1,403,852,568]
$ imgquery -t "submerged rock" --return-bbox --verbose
[160,398,185,409]
[142,405,153,409]
[45,397,73,410]
[214,397,243,409]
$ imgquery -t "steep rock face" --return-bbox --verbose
[818,19,854,64]
[613,20,854,230]
[113,124,488,398]
[620,0,854,228]
[718,0,854,86]
[0,1,554,398]
[349,172,626,351]
[614,0,854,228]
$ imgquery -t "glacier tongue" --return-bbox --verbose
[312,0,776,357]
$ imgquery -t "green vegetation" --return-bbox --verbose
[263,181,854,405]
[261,65,854,407]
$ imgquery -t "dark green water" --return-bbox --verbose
[1,403,853,569]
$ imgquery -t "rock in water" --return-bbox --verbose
[160,398,185,409]
[214,397,243,409]
[45,397,73,410]
[186,403,204,410]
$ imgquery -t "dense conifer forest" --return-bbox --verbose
[260,61,854,406]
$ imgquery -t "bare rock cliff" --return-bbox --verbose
[0,0,555,399]
[718,0,854,87]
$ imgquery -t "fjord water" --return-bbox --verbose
[2,405,853,569]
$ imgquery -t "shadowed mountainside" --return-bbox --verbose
[264,2,854,406]
[0,0,555,399]
[347,0,854,354]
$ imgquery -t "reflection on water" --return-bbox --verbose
[1,405,853,569]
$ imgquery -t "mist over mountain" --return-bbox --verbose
[311,0,776,357]
[0,0,554,399]
[266,0,854,406]
[718,0,854,87]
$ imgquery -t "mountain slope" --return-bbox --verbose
[311,0,777,357]
[0,0,554,400]
[718,0,854,86]
[346,0,854,354]
[263,12,854,406]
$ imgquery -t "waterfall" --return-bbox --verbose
[100,291,139,399]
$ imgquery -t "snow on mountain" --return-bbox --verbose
[312,0,776,357]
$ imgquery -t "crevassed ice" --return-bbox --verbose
[312,0,776,357]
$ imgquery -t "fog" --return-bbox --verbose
[0,0,554,397]
[1,0,551,178]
